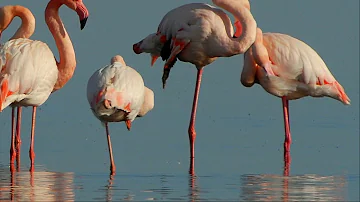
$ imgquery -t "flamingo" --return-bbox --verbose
[240,27,350,160]
[132,0,257,171]
[0,0,89,171]
[87,55,154,175]
[0,5,36,169]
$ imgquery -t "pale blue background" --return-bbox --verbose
[0,0,359,201]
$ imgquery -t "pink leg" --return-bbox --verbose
[16,107,22,169]
[282,97,292,153]
[105,123,116,175]
[10,107,16,165]
[188,68,203,160]
[29,106,36,172]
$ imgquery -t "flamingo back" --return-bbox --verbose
[262,33,336,85]
[0,38,58,111]
[87,61,145,122]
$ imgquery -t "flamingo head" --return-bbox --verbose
[61,0,89,30]
[133,33,165,66]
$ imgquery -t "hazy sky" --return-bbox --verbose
[0,1,358,175]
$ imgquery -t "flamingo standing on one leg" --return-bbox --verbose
[240,27,350,161]
[87,55,155,175]
[0,5,36,170]
[132,0,257,173]
[0,0,89,171]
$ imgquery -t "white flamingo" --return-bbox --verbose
[132,0,257,171]
[241,27,350,159]
[0,5,36,169]
[87,55,154,175]
[0,0,89,171]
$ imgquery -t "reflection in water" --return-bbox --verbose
[240,174,347,201]
[188,173,200,202]
[0,165,75,201]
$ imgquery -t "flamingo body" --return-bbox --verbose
[87,55,154,175]
[87,57,146,123]
[241,32,350,104]
[133,0,257,172]
[241,28,350,156]
[0,38,58,110]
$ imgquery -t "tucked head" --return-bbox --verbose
[133,33,166,66]
[133,33,164,55]
[52,0,89,30]
[111,55,126,66]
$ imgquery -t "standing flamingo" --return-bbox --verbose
[0,0,89,171]
[0,5,36,169]
[240,27,350,160]
[87,55,154,175]
[132,0,257,171]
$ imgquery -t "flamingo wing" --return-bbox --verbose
[261,33,350,104]
[87,62,145,121]
[262,33,336,85]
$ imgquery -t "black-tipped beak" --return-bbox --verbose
[80,17,88,30]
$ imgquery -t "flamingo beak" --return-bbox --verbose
[151,55,159,66]
[75,2,89,30]
[233,20,242,38]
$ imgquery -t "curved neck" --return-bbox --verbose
[10,6,35,40]
[212,0,257,55]
[45,0,76,92]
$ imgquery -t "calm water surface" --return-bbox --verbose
[0,164,358,201]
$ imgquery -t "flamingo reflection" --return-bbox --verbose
[0,166,75,201]
[240,173,346,201]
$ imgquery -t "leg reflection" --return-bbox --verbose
[282,151,291,202]
[106,174,114,201]
[189,157,195,176]
[188,171,199,202]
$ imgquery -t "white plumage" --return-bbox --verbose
[87,56,150,123]
[86,55,154,175]
[0,38,58,111]
[241,31,350,104]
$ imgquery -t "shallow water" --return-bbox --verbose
[0,164,358,201]
[0,0,359,201]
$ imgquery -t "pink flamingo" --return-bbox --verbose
[87,55,154,175]
[132,0,257,171]
[0,0,89,171]
[0,5,36,169]
[241,27,350,160]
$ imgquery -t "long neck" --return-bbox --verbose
[213,0,257,55]
[10,6,35,40]
[45,0,76,92]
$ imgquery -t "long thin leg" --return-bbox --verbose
[188,68,203,161]
[29,106,36,172]
[10,107,16,165]
[16,107,22,169]
[282,97,292,153]
[105,123,116,175]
